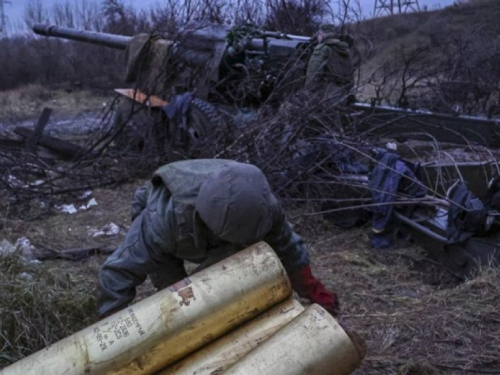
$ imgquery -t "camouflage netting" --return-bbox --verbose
[124,34,174,94]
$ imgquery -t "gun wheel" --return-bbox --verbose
[110,97,224,161]
[111,100,158,155]
[185,98,223,144]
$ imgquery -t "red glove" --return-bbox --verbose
[289,265,340,317]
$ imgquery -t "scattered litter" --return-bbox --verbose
[0,239,16,256]
[86,198,98,208]
[0,238,36,260]
[58,204,78,214]
[58,198,97,213]
[15,237,35,260]
[88,223,121,238]
[78,190,92,200]
[7,174,23,187]
[386,142,398,151]
[79,198,98,211]
[18,272,35,282]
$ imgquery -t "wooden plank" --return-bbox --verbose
[0,138,25,150]
[14,127,85,159]
[26,107,53,153]
[34,245,116,261]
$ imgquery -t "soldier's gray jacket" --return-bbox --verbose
[98,159,310,317]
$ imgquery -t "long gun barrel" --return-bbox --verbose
[32,23,311,56]
[32,23,312,88]
[32,23,216,66]
[33,24,131,50]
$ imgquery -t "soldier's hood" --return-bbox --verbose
[322,36,350,56]
[194,162,276,245]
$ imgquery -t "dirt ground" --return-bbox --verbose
[0,180,158,302]
[1,179,499,374]
[1,87,499,373]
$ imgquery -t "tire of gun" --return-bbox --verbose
[186,98,223,143]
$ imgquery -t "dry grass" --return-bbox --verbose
[0,252,98,367]
[306,224,500,374]
[0,180,156,369]
[355,0,500,110]
[0,181,143,246]
[0,84,111,124]
[1,184,499,373]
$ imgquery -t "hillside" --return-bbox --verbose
[355,0,500,114]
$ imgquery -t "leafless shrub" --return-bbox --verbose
[359,0,500,116]
[264,0,327,34]
[102,0,152,35]
[2,0,500,212]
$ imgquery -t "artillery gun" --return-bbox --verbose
[32,23,314,158]
[31,23,500,282]
[33,23,500,152]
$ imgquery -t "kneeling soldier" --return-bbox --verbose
[98,159,339,317]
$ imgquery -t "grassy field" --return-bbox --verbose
[0,84,111,125]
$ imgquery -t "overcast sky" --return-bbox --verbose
[4,0,457,31]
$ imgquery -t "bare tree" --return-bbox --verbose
[24,0,48,29]
[264,0,328,34]
[333,0,366,28]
